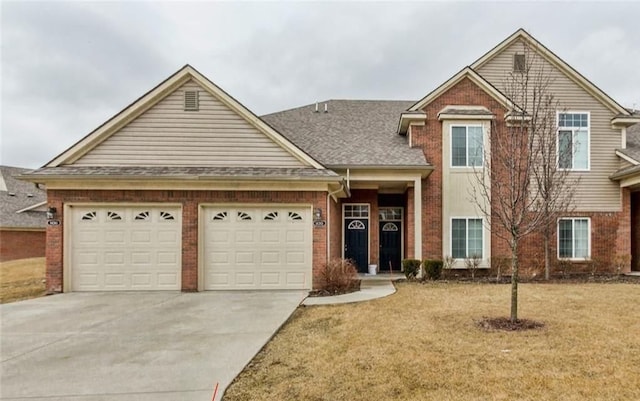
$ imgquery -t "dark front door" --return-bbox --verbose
[345,219,369,272]
[379,221,402,272]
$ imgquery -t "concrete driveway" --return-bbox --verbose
[0,291,306,401]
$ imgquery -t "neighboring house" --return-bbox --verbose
[0,166,47,262]
[21,29,640,293]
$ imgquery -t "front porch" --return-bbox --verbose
[328,167,429,274]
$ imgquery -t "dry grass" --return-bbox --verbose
[224,282,640,401]
[0,257,46,303]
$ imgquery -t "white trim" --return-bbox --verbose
[611,116,640,128]
[449,216,485,261]
[342,203,371,266]
[556,111,591,172]
[438,113,494,121]
[413,177,422,260]
[621,127,627,149]
[616,150,640,166]
[409,67,516,113]
[557,217,591,260]
[15,201,47,214]
[397,113,427,135]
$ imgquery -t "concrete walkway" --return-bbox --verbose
[303,274,404,306]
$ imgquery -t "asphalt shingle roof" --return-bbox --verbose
[0,166,46,229]
[621,122,640,162]
[22,166,339,180]
[262,100,429,167]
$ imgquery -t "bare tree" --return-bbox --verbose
[469,42,577,322]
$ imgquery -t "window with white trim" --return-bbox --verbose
[451,218,483,259]
[451,125,483,167]
[558,218,590,259]
[558,112,589,170]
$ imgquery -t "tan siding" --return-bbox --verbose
[619,158,634,170]
[73,80,307,168]
[477,40,623,212]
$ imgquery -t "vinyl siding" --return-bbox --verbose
[476,40,622,211]
[73,80,307,168]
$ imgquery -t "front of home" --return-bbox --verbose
[22,29,640,293]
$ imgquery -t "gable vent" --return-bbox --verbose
[513,54,526,73]
[184,90,199,111]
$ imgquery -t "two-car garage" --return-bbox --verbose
[67,204,313,292]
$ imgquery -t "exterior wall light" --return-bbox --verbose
[46,207,57,220]
[314,208,322,221]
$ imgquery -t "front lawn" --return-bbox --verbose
[0,257,46,303]
[224,282,640,401]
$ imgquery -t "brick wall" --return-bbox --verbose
[0,229,46,262]
[632,191,640,271]
[409,77,631,274]
[411,77,509,259]
[46,189,328,292]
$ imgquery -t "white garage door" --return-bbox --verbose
[70,206,181,291]
[203,206,312,290]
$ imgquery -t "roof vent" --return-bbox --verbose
[324,103,328,113]
[184,90,199,111]
[314,102,319,113]
[8,192,16,196]
[27,193,34,198]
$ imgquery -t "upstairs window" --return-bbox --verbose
[558,112,589,170]
[451,125,483,167]
[558,218,590,259]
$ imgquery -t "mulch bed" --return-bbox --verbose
[308,279,361,297]
[476,317,545,332]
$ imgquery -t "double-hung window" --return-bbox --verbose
[451,126,483,167]
[558,112,589,170]
[451,218,483,259]
[558,218,590,259]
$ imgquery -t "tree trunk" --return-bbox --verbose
[510,239,519,323]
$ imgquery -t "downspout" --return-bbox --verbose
[326,177,349,262]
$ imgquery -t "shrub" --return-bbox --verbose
[490,256,509,282]
[422,259,444,280]
[318,258,359,294]
[464,254,482,280]
[556,259,572,278]
[443,255,455,279]
[613,254,631,276]
[402,259,421,280]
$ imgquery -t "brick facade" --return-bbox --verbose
[46,189,328,293]
[411,77,510,260]
[408,77,633,274]
[0,229,46,262]
[632,191,640,271]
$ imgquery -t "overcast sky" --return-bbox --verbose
[2,1,639,169]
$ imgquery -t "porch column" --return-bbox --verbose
[414,176,422,260]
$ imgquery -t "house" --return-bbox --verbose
[0,166,47,262]
[20,29,640,292]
